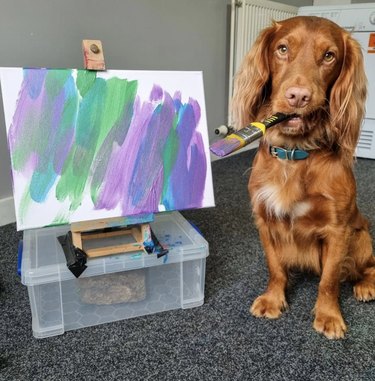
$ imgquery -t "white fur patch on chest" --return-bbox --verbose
[254,184,310,219]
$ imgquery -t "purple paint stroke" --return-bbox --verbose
[90,84,137,200]
[51,89,65,132]
[8,70,48,174]
[173,92,182,115]
[186,98,201,168]
[125,91,175,214]
[173,91,181,102]
[187,133,207,205]
[30,73,78,202]
[96,88,207,215]
[143,165,164,212]
[150,84,163,102]
[32,75,75,176]
[95,96,154,210]
[167,100,206,209]
[39,88,65,172]
[53,127,75,174]
[22,152,39,176]
[52,76,79,175]
[25,69,47,100]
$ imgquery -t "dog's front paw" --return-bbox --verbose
[354,280,375,302]
[250,293,288,319]
[313,311,347,339]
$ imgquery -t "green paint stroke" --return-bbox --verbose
[45,70,72,98]
[11,71,71,171]
[76,70,96,98]
[56,74,139,211]
[90,79,138,204]
[162,113,180,201]
[51,212,70,227]
[11,114,40,171]
[12,70,78,221]
[18,187,33,226]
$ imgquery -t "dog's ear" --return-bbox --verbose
[329,32,367,164]
[231,22,277,129]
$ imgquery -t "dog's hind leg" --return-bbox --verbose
[313,229,350,339]
[354,265,375,301]
[351,228,375,301]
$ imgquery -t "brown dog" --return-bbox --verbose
[232,16,374,339]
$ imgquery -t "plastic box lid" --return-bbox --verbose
[21,211,208,286]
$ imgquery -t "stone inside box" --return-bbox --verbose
[78,269,146,305]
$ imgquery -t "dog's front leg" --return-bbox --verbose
[313,231,349,339]
[250,221,288,319]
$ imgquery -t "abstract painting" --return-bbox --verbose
[0,68,214,230]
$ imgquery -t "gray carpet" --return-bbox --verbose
[1,150,374,381]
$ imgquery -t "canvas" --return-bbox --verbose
[0,68,214,230]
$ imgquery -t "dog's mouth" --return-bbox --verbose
[279,115,304,135]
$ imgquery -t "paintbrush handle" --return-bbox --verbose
[232,124,265,145]
[263,112,293,128]
[209,113,294,157]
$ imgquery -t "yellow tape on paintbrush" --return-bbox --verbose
[209,113,293,157]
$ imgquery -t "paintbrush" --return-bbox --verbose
[209,112,294,157]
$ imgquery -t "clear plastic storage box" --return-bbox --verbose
[20,212,209,338]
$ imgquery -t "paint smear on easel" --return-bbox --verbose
[1,68,214,230]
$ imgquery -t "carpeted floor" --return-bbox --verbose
[1,150,374,381]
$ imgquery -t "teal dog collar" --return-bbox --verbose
[270,146,310,160]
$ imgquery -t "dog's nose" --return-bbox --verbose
[285,87,311,108]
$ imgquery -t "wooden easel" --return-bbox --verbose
[69,40,153,259]
[70,217,153,258]
[57,41,168,278]
[82,39,106,70]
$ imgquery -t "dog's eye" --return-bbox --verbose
[323,51,335,62]
[277,45,288,55]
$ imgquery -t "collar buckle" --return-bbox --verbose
[270,146,280,158]
[270,146,310,161]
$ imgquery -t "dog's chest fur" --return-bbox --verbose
[255,183,310,220]
[249,157,326,272]
[250,157,313,222]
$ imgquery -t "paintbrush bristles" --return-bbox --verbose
[210,125,264,157]
[209,137,243,157]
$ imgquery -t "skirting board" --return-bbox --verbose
[0,196,16,226]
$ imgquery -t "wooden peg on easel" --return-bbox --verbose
[82,39,106,70]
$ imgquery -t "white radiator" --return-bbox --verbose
[228,0,298,122]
